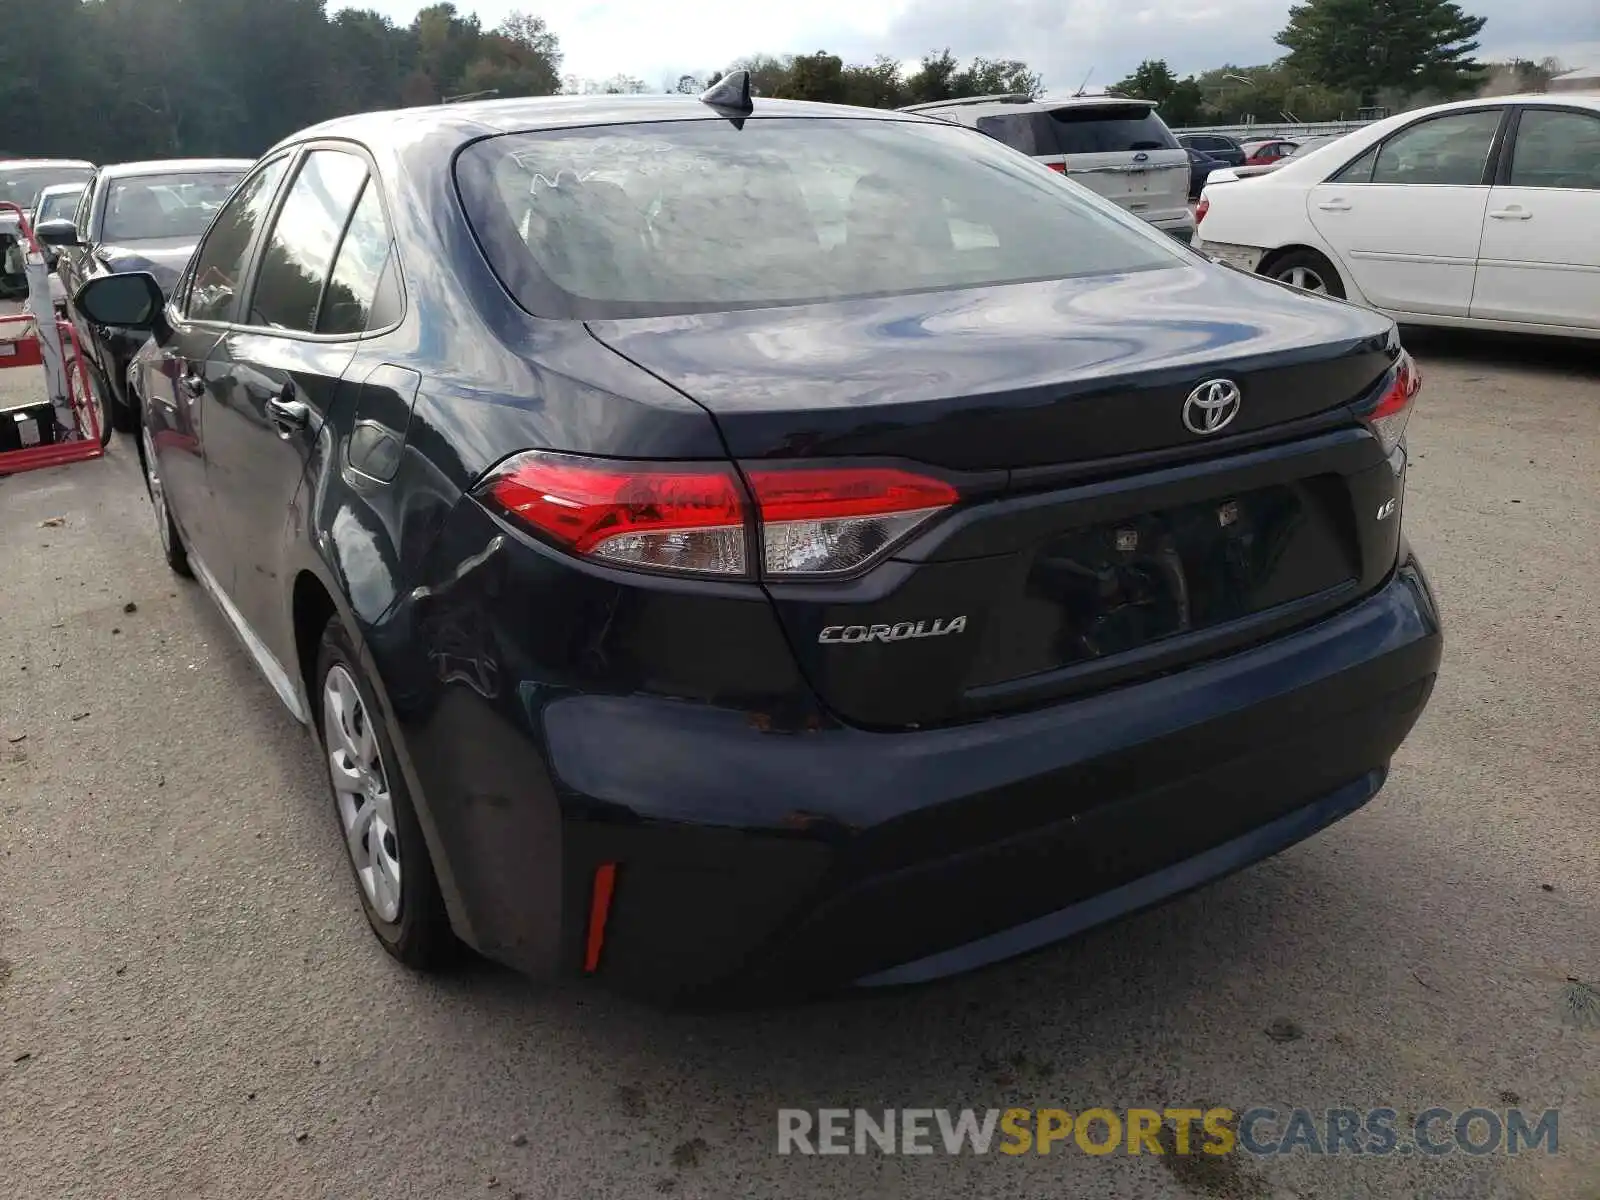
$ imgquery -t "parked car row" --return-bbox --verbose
[32,159,252,430]
[1196,93,1600,337]
[56,79,1441,1001]
[0,158,96,299]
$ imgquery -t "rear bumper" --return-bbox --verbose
[539,552,1440,1001]
[1152,213,1196,242]
[1195,239,1269,273]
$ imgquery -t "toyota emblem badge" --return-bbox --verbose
[1183,379,1242,435]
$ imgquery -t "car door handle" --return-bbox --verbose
[1488,208,1532,220]
[1316,200,1352,212]
[265,392,310,438]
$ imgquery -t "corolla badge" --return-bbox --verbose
[1183,379,1243,435]
[819,617,968,645]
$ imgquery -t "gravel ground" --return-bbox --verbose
[1,322,1596,1199]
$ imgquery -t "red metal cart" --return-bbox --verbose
[0,201,102,475]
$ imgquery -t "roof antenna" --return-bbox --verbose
[1073,67,1094,97]
[699,69,754,126]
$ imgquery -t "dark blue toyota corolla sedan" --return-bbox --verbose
[68,76,1440,1002]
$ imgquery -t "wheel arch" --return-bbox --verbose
[288,562,481,951]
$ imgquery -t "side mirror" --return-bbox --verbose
[75,272,167,332]
[33,218,82,249]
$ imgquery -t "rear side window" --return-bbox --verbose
[185,157,289,323]
[1508,108,1600,190]
[1048,105,1179,154]
[246,149,368,332]
[455,117,1184,320]
[1369,110,1502,186]
[975,113,1057,156]
[316,180,402,334]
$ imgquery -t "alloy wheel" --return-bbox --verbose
[1275,265,1328,294]
[323,664,403,923]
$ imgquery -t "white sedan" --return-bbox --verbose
[1195,94,1600,338]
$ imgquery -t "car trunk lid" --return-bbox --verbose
[588,263,1396,469]
[588,266,1403,730]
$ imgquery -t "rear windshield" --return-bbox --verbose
[1048,106,1180,154]
[104,171,246,242]
[455,117,1183,320]
[0,166,93,206]
[979,107,1179,156]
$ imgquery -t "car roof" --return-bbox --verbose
[0,158,96,170]
[272,94,937,157]
[99,158,255,179]
[898,94,1158,120]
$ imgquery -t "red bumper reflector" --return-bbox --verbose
[583,863,618,973]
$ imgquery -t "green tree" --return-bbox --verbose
[784,52,847,102]
[459,12,562,98]
[840,57,908,109]
[1110,60,1208,127]
[904,50,961,103]
[1111,60,1181,103]
[723,54,797,99]
[952,57,1043,98]
[1277,0,1488,105]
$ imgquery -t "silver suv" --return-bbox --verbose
[901,95,1194,242]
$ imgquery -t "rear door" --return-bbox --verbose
[1470,105,1600,330]
[202,146,374,662]
[144,155,292,576]
[1048,104,1189,226]
[1307,107,1505,316]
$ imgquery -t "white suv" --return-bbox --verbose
[902,95,1194,241]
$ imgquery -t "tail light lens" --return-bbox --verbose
[1195,197,1209,224]
[1045,161,1067,174]
[1367,352,1421,455]
[748,466,959,576]
[477,451,747,575]
[476,454,960,579]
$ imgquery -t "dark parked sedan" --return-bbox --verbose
[1185,147,1227,198]
[44,158,251,430]
[1177,132,1245,167]
[73,81,1441,1003]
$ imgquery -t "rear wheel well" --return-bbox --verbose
[1255,245,1346,298]
[292,572,338,724]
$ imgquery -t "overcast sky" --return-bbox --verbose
[362,0,1598,91]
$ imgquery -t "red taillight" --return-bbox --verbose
[478,451,747,575]
[1368,352,1421,455]
[748,466,960,576]
[476,453,960,579]
[1045,161,1067,174]
[1195,197,1209,224]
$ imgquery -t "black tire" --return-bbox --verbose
[1260,247,1346,299]
[83,357,134,437]
[314,617,457,970]
[105,360,139,434]
[138,420,192,577]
